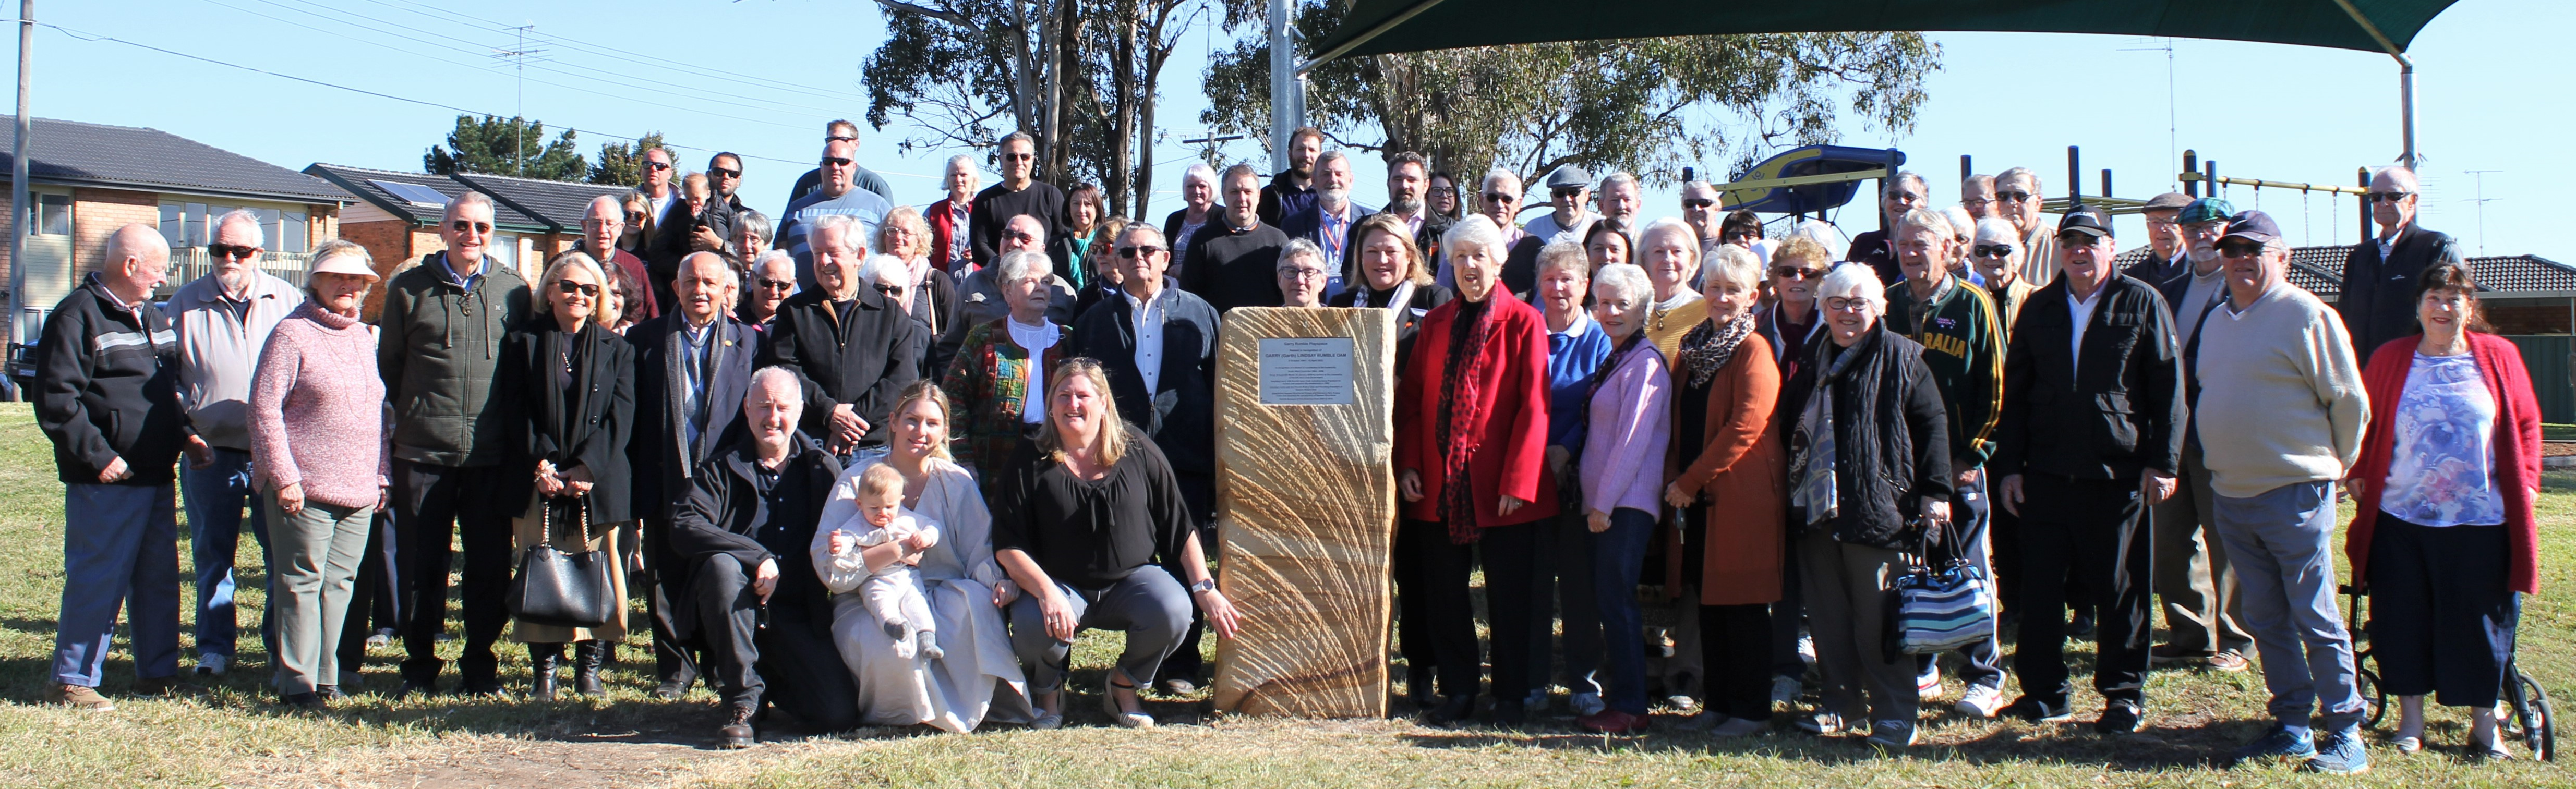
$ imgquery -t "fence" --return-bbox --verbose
[2502,335,2574,425]
[163,248,317,294]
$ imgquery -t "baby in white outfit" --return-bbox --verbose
[825,464,944,660]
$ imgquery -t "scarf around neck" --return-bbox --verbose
[1677,312,1756,389]
[1789,329,1875,528]
[1434,296,1501,544]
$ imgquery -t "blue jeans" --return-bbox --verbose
[183,448,272,659]
[56,483,183,686]
[2212,480,2363,732]
[1589,507,1656,715]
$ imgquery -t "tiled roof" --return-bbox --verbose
[2109,246,2575,299]
[304,163,550,233]
[0,114,348,204]
[448,171,631,233]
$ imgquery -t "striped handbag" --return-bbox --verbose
[1892,516,1995,656]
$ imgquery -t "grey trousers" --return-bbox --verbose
[1007,565,1192,696]
[2210,480,2365,731]
[266,496,372,695]
[2152,445,2252,655]
[1797,529,1916,725]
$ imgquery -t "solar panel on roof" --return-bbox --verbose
[370,179,453,207]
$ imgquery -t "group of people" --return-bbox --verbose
[31,117,2543,773]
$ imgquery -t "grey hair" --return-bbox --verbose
[1220,163,1261,192]
[736,209,773,245]
[1972,217,2020,245]
[1117,222,1166,249]
[1314,150,1350,173]
[1888,170,1927,193]
[1962,173,1994,194]
[104,223,171,268]
[679,250,742,293]
[1442,214,1509,261]
[1181,162,1219,189]
[443,190,496,222]
[752,249,797,280]
[537,250,611,323]
[1278,238,1329,273]
[1535,240,1590,278]
[1815,262,1887,315]
[1704,243,1763,290]
[1480,166,1520,195]
[1791,219,1849,262]
[858,253,909,285]
[1598,171,1640,193]
[1638,216,1701,260]
[1592,262,1651,303]
[1995,166,2042,192]
[212,208,267,248]
[994,249,1053,284]
[997,131,1036,150]
[748,365,804,407]
[1941,206,1977,241]
[585,194,622,220]
[946,153,978,175]
[1897,208,1955,239]
[809,213,864,254]
[302,239,374,297]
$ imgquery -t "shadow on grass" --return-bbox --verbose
[1392,706,2294,772]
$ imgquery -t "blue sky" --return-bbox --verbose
[28,0,2570,261]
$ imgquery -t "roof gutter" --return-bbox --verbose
[2328,0,2417,168]
[1295,0,1450,75]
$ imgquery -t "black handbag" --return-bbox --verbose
[505,497,617,628]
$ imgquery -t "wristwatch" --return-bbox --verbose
[1189,578,1218,595]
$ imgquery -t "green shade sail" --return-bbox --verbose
[1309,0,2462,63]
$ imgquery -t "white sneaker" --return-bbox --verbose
[1955,684,2006,718]
[365,628,394,648]
[195,652,228,676]
[1771,675,1802,706]
[1570,691,1606,717]
[1916,663,1943,703]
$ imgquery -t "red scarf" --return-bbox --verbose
[1434,297,1500,544]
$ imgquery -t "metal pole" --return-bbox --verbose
[2067,145,2082,208]
[1267,0,1292,173]
[2399,62,2417,169]
[2182,150,2198,197]
[7,0,29,401]
[2101,169,2113,201]
[1959,154,1971,183]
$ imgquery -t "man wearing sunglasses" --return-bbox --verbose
[1523,166,1596,247]
[1845,171,1928,289]
[652,153,749,310]
[1969,218,2039,338]
[968,131,1067,270]
[378,191,534,698]
[785,119,895,207]
[1679,181,1724,252]
[2337,166,2464,359]
[1994,167,2062,288]
[2144,197,2255,675]
[634,147,681,231]
[738,251,797,330]
[779,138,894,292]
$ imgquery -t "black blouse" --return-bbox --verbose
[990,425,1195,589]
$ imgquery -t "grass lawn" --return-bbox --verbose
[0,400,2568,787]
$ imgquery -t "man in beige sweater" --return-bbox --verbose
[2187,211,2371,774]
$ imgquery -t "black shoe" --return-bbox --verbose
[527,646,561,701]
[281,691,325,710]
[572,640,607,697]
[718,705,757,749]
[1489,699,1527,727]
[2096,703,2143,736]
[654,666,700,700]
[393,678,437,699]
[1406,669,1436,708]
[1423,694,1476,726]
[2003,696,2074,723]
[455,681,510,699]
[316,685,347,702]
[2067,612,2097,638]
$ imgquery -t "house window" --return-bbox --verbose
[157,201,308,251]
[26,193,70,236]
[282,211,309,252]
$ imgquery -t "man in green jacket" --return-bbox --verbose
[1881,208,2009,718]
[377,191,533,698]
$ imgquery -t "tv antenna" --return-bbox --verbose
[491,25,546,175]
[2464,169,2502,256]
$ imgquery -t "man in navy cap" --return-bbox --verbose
[2187,210,2371,774]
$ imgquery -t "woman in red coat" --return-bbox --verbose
[2343,262,2543,759]
[1394,214,1557,726]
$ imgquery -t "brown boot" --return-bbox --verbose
[718,704,757,749]
[133,676,207,697]
[45,683,116,711]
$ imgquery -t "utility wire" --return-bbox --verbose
[344,0,873,105]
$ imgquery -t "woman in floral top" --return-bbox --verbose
[940,250,1068,474]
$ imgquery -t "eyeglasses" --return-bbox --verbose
[1884,191,1925,203]
[449,220,493,234]
[1484,192,1516,204]
[1280,268,1328,280]
[645,161,673,171]
[709,167,742,179]
[554,280,601,297]
[1970,244,2016,258]
[2366,191,2415,203]
[1822,297,1871,312]
[206,243,258,261]
[1772,265,1825,280]
[1997,190,2035,203]
[821,157,853,167]
[1005,232,1040,244]
[873,283,907,296]
[1115,246,1163,259]
[1004,152,1036,161]
[756,277,795,290]
[1681,198,1716,209]
[2217,241,2267,258]
[1550,188,1583,199]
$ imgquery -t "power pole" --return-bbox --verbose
[8,0,31,400]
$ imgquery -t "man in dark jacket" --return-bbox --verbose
[2338,166,2464,358]
[757,214,925,453]
[2119,192,2197,310]
[1255,126,1324,227]
[1182,164,1292,313]
[1843,172,1928,289]
[630,252,763,698]
[1990,208,2184,734]
[36,224,192,710]
[669,368,856,746]
[969,132,1066,270]
[650,152,748,310]
[1356,152,1452,281]
[1068,223,1223,691]
[377,192,534,698]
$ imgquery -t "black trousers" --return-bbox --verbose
[2368,514,2518,708]
[1995,502,2095,624]
[644,518,707,688]
[392,460,512,686]
[693,553,860,730]
[2012,472,2153,709]
[1700,602,1776,721]
[1478,521,1545,706]
[334,510,402,673]
[1770,531,1806,679]
[1395,518,1481,699]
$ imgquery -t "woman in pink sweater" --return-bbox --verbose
[248,241,389,709]
[1572,262,1671,734]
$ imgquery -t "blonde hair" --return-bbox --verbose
[889,380,956,460]
[1773,235,1832,270]
[857,463,905,501]
[538,250,611,326]
[1350,212,1431,288]
[1038,358,1128,466]
[878,204,930,260]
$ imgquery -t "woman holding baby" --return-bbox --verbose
[813,381,1034,732]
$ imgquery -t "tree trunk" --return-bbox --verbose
[1108,2,1137,217]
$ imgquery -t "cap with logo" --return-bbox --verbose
[2056,206,2114,238]
[2220,210,2282,245]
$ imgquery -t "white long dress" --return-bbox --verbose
[813,457,1033,731]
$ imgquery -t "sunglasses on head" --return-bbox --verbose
[1115,245,1163,259]
[2217,241,2266,258]
[821,157,853,167]
[206,243,258,261]
[1970,244,2015,258]
[450,220,493,234]
[554,280,601,297]
[2366,191,2414,203]
[709,167,742,179]
[1681,198,1716,209]
[1772,265,1825,280]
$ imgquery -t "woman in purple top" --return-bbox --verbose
[1571,262,1671,734]
[248,240,389,709]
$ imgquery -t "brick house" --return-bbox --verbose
[2,115,348,348]
[304,163,631,318]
